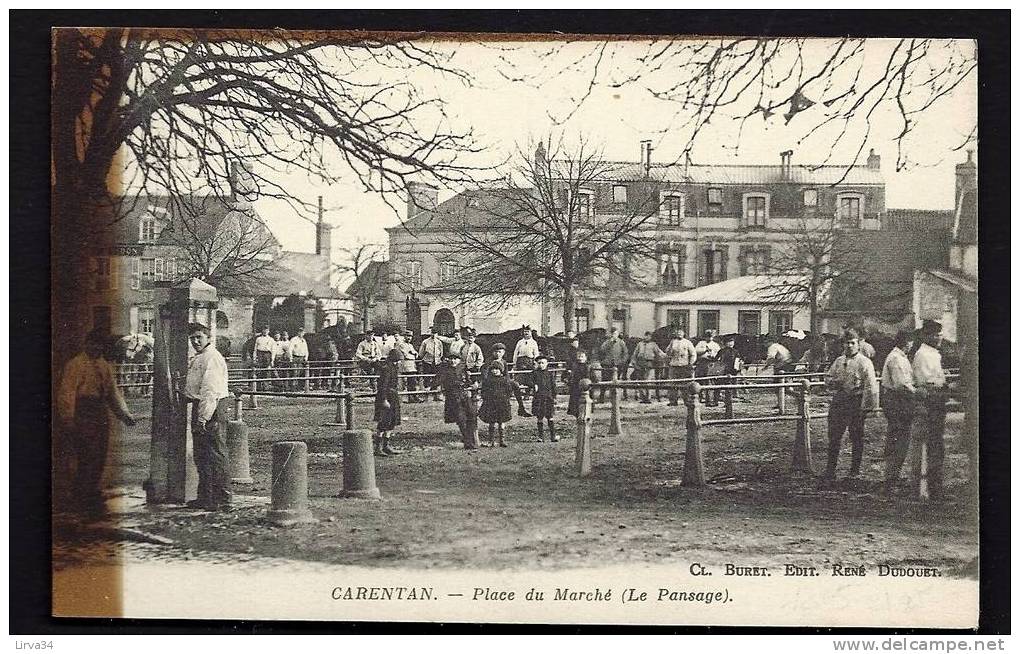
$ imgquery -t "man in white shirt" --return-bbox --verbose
[288,328,309,391]
[822,329,879,483]
[512,326,541,397]
[396,330,420,401]
[881,329,916,493]
[665,327,698,406]
[462,330,485,374]
[912,320,949,500]
[57,329,136,516]
[447,330,466,358]
[185,323,231,511]
[419,326,447,401]
[252,326,275,391]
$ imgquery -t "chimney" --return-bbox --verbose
[640,140,653,176]
[955,148,977,216]
[867,148,881,170]
[315,195,333,261]
[406,181,439,219]
[780,150,793,180]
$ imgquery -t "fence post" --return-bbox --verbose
[233,393,244,422]
[303,362,310,392]
[575,380,593,477]
[778,382,786,415]
[345,391,355,430]
[608,367,622,436]
[681,382,706,487]
[792,379,813,472]
[724,382,734,420]
[247,365,259,410]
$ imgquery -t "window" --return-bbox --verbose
[440,260,456,285]
[92,256,116,291]
[659,250,685,288]
[707,187,723,209]
[613,185,628,205]
[575,190,594,219]
[697,310,720,337]
[141,258,155,286]
[574,307,591,333]
[405,260,423,289]
[743,194,768,229]
[660,193,684,226]
[838,194,863,228]
[139,215,157,243]
[165,257,177,281]
[769,311,794,335]
[666,309,690,334]
[611,308,627,321]
[130,257,141,289]
[738,310,761,336]
[740,246,770,275]
[702,247,727,285]
[138,307,155,334]
[803,188,818,208]
[154,257,165,281]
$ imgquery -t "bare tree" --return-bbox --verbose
[753,214,868,333]
[439,137,660,332]
[337,242,389,332]
[500,38,976,174]
[51,28,485,363]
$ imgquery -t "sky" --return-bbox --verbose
[247,37,977,268]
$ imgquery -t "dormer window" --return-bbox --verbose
[837,193,864,228]
[660,192,685,226]
[139,215,158,243]
[742,193,769,229]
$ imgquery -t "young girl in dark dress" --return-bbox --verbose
[531,354,558,442]
[478,361,520,448]
[373,349,402,456]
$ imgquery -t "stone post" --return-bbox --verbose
[340,430,381,499]
[267,441,317,526]
[345,391,355,430]
[147,278,217,504]
[575,380,593,477]
[681,382,706,487]
[792,379,813,472]
[608,367,622,436]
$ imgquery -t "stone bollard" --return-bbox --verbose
[608,367,622,437]
[345,392,355,430]
[575,379,593,477]
[778,382,786,415]
[226,412,253,485]
[792,379,813,473]
[340,429,381,499]
[681,382,706,487]
[267,441,317,526]
[233,394,244,422]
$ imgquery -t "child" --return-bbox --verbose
[432,350,475,449]
[478,362,520,448]
[487,342,531,417]
[373,349,402,457]
[531,354,558,442]
[567,350,596,418]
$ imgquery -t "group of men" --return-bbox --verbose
[250,326,314,390]
[822,321,951,500]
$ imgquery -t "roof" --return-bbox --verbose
[344,260,390,296]
[926,269,976,293]
[653,275,807,305]
[394,190,516,232]
[883,208,954,232]
[550,160,885,186]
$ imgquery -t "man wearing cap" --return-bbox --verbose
[184,323,231,510]
[57,329,137,516]
[396,330,420,401]
[912,320,949,500]
[355,330,382,390]
[597,327,630,403]
[822,328,879,484]
[512,326,540,398]
[419,326,447,402]
[881,329,916,494]
[629,331,666,404]
[665,327,698,406]
[251,325,275,391]
[462,329,485,374]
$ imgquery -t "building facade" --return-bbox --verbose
[379,143,948,338]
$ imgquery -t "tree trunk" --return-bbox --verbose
[561,284,576,335]
[809,287,819,334]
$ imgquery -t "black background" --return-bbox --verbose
[10,9,1010,635]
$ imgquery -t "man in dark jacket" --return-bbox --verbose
[597,327,630,402]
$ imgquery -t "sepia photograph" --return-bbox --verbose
[34,14,999,630]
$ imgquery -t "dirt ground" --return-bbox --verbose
[68,387,978,574]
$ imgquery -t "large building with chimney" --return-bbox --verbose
[373,142,952,338]
[85,167,352,353]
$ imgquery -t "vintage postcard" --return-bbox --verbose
[50,27,980,627]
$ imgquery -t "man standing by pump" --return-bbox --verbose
[185,323,231,511]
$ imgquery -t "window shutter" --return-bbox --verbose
[719,247,729,281]
[131,257,141,289]
[738,246,748,276]
[129,306,139,333]
[738,197,746,229]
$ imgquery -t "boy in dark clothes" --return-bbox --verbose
[432,350,475,449]
[479,363,521,448]
[566,350,596,418]
[531,354,558,442]
[373,349,402,456]
[714,335,742,404]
